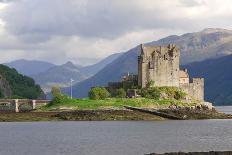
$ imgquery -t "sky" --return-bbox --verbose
[0,0,231,66]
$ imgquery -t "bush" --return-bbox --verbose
[88,87,110,100]
[116,88,126,98]
[51,86,65,105]
[174,90,186,100]
[141,87,160,100]
[51,86,62,98]
[140,86,186,100]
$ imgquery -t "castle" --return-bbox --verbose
[107,44,204,101]
[138,44,204,101]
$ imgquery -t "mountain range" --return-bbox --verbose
[4,28,232,105]
[62,28,232,105]
[4,59,55,76]
[5,53,122,92]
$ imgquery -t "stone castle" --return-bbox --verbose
[138,44,204,101]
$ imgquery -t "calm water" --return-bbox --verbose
[0,107,232,155]
[215,106,232,114]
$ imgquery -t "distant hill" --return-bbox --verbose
[62,28,232,105]
[80,53,123,77]
[148,28,232,64]
[33,53,122,92]
[0,64,44,99]
[182,55,232,105]
[4,59,56,76]
[32,61,87,92]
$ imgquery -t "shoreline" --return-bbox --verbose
[0,108,231,122]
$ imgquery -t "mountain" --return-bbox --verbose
[62,28,232,103]
[149,28,232,64]
[4,59,56,76]
[80,53,123,77]
[0,64,44,99]
[32,61,87,92]
[33,53,122,92]
[182,55,232,105]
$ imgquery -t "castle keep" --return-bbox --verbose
[138,44,180,88]
[138,44,204,101]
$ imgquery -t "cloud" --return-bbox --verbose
[0,0,232,65]
[1,0,198,41]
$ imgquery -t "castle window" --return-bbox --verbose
[149,62,154,69]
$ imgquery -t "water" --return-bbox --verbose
[1,119,232,155]
[215,106,232,114]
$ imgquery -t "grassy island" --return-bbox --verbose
[0,86,231,122]
[39,97,195,111]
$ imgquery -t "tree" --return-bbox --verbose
[51,86,62,98]
[141,87,160,100]
[51,86,64,104]
[0,64,44,99]
[116,88,126,98]
[88,87,110,100]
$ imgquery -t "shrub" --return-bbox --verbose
[116,88,126,98]
[141,87,160,100]
[51,86,65,104]
[88,87,110,100]
[174,90,186,100]
[140,86,186,100]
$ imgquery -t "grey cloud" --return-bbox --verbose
[2,0,195,42]
[0,0,232,65]
[0,0,18,3]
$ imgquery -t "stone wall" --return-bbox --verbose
[180,78,204,101]
[138,44,180,88]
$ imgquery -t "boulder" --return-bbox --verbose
[200,102,214,110]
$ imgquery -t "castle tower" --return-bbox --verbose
[138,44,180,88]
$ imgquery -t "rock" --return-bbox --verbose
[200,102,214,110]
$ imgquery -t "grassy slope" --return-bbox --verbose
[39,97,196,111]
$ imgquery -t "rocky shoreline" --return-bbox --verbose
[147,151,232,155]
[0,106,231,121]
[0,110,165,122]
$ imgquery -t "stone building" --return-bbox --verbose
[179,69,189,84]
[138,44,180,88]
[138,44,204,101]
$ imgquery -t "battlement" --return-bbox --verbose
[140,44,179,61]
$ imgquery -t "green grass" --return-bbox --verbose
[39,96,197,111]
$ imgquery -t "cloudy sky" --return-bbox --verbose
[0,0,231,65]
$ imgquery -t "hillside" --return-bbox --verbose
[62,28,232,105]
[80,53,123,77]
[150,28,232,64]
[182,55,232,105]
[0,64,44,99]
[4,59,56,76]
[32,61,87,92]
[32,53,122,92]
